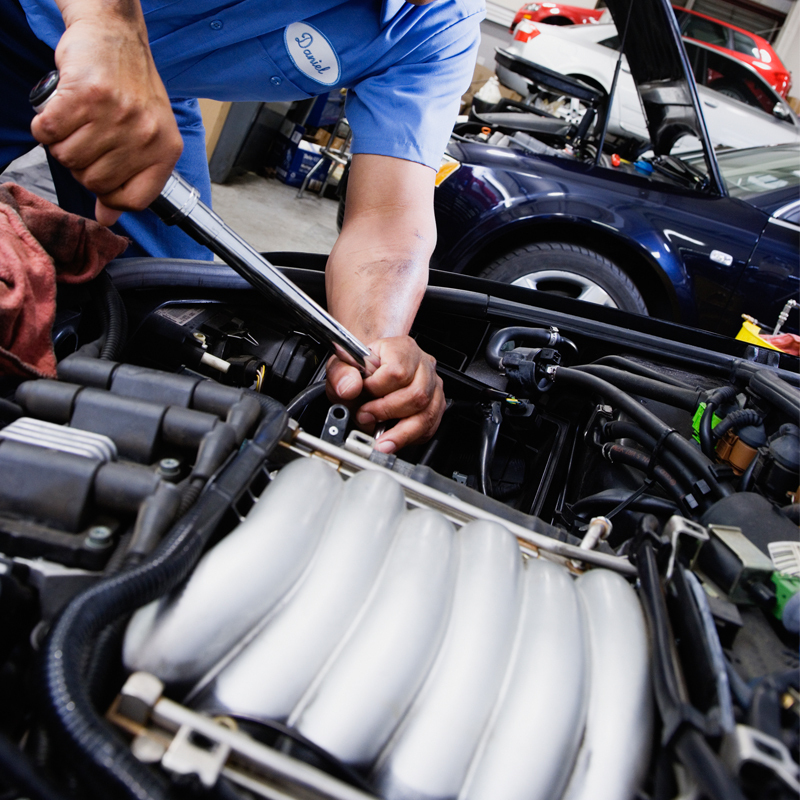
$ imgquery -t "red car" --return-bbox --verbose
[510,3,605,29]
[510,2,792,97]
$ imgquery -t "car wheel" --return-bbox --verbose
[711,81,747,103]
[479,242,649,314]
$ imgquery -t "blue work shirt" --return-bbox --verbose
[21,0,485,170]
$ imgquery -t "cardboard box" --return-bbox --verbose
[276,139,329,187]
[460,63,522,113]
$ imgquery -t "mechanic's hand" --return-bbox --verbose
[326,336,445,454]
[30,15,182,226]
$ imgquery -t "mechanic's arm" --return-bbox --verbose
[326,153,446,454]
[30,0,181,226]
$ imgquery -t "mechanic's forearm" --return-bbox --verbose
[326,230,433,344]
[325,154,437,343]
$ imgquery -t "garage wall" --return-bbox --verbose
[774,0,799,101]
[674,0,788,40]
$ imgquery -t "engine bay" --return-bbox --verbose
[0,256,798,800]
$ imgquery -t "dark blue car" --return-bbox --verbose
[430,0,799,338]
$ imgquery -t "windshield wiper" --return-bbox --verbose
[650,155,710,190]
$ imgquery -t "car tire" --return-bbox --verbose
[479,242,649,314]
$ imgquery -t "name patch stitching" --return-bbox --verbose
[284,22,341,86]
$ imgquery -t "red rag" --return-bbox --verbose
[761,332,800,357]
[0,183,128,378]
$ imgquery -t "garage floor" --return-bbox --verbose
[1,145,341,256]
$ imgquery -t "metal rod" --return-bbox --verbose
[282,426,637,576]
[151,172,379,375]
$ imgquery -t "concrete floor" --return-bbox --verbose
[1,145,341,256]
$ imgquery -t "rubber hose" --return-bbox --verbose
[739,450,760,491]
[594,355,696,389]
[635,534,686,725]
[571,490,677,518]
[95,272,128,362]
[749,369,800,419]
[485,326,578,369]
[0,732,67,800]
[711,408,763,440]
[699,385,737,459]
[556,368,733,501]
[576,365,703,411]
[178,476,207,516]
[42,405,288,800]
[602,420,699,492]
[478,401,502,497]
[243,388,287,420]
[602,443,686,506]
[285,380,327,418]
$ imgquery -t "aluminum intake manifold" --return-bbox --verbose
[124,456,652,800]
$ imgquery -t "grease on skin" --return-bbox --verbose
[349,257,426,340]
[106,0,139,21]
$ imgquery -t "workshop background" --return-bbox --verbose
[2,7,798,256]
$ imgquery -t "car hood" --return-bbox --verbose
[602,0,725,190]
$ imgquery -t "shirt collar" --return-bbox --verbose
[381,0,407,26]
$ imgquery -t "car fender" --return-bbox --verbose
[433,158,766,331]
[434,173,693,321]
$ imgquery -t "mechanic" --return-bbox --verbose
[0,0,485,453]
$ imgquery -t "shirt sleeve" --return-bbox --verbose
[345,7,483,170]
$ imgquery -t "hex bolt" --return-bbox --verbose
[158,457,182,480]
[86,525,113,549]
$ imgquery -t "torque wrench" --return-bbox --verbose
[30,71,380,376]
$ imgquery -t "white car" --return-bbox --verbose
[496,21,800,151]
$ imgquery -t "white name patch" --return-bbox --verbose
[285,22,341,86]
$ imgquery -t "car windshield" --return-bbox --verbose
[685,145,800,198]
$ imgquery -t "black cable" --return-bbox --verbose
[711,408,763,441]
[556,367,733,502]
[93,271,128,361]
[576,365,703,411]
[478,401,502,497]
[699,385,737,459]
[740,450,760,492]
[485,326,578,370]
[602,443,686,507]
[593,355,697,389]
[571,490,678,519]
[231,717,374,794]
[601,420,698,492]
[284,380,327,418]
[749,369,800,419]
